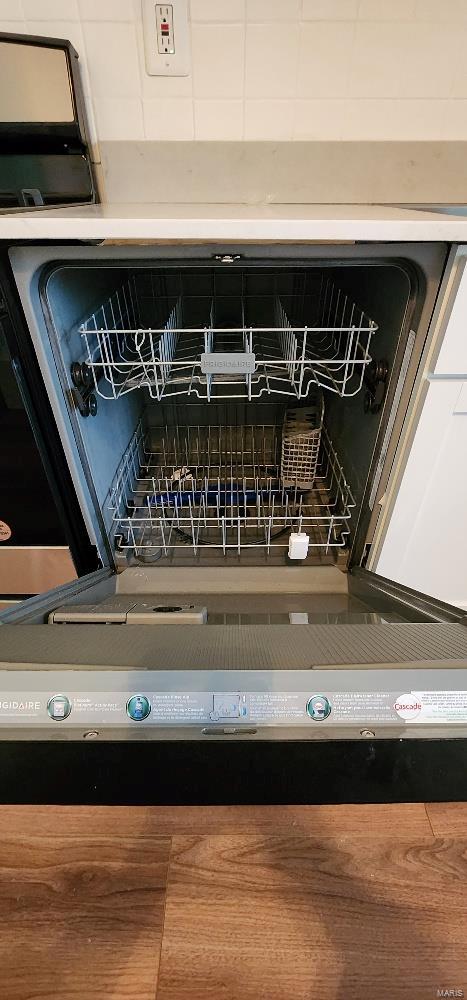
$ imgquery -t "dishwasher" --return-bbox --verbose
[1,239,467,805]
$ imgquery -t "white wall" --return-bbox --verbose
[2,0,467,151]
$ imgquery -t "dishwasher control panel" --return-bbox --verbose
[1,669,467,732]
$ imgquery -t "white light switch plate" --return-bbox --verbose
[142,0,191,76]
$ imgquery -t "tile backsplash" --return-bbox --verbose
[2,0,467,153]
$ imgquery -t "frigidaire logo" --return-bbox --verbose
[437,989,465,998]
[0,700,40,711]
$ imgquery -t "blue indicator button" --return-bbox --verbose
[126,694,151,722]
[47,694,72,721]
[306,695,331,721]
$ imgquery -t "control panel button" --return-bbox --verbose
[306,694,331,721]
[126,694,151,722]
[47,694,72,721]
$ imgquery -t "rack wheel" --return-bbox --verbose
[74,390,89,417]
[369,381,386,414]
[372,360,388,383]
[88,394,98,417]
[364,358,388,415]
[71,361,93,390]
[81,363,93,389]
[364,384,386,415]
[70,361,84,388]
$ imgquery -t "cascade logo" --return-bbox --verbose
[394,693,422,720]
[436,990,464,998]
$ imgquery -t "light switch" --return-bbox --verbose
[142,0,190,77]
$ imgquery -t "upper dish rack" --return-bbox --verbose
[78,273,378,402]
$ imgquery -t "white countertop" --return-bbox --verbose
[1,202,467,242]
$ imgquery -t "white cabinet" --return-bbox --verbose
[376,247,467,610]
[433,250,467,376]
[376,380,467,609]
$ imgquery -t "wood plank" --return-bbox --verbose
[156,834,467,1000]
[0,831,171,1000]
[0,803,434,839]
[426,802,467,837]
[0,805,156,838]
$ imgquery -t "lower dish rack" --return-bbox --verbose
[108,420,355,561]
[77,273,378,403]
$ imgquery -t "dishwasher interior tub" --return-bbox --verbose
[38,257,420,573]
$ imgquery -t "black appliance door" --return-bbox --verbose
[0,254,99,585]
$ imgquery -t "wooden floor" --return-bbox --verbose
[0,804,466,1000]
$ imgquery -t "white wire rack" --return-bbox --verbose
[281,395,324,490]
[107,420,355,560]
[78,275,378,402]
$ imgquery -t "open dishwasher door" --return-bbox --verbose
[1,562,467,806]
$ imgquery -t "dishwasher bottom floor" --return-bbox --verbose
[49,588,407,625]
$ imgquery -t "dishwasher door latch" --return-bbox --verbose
[364,359,388,414]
